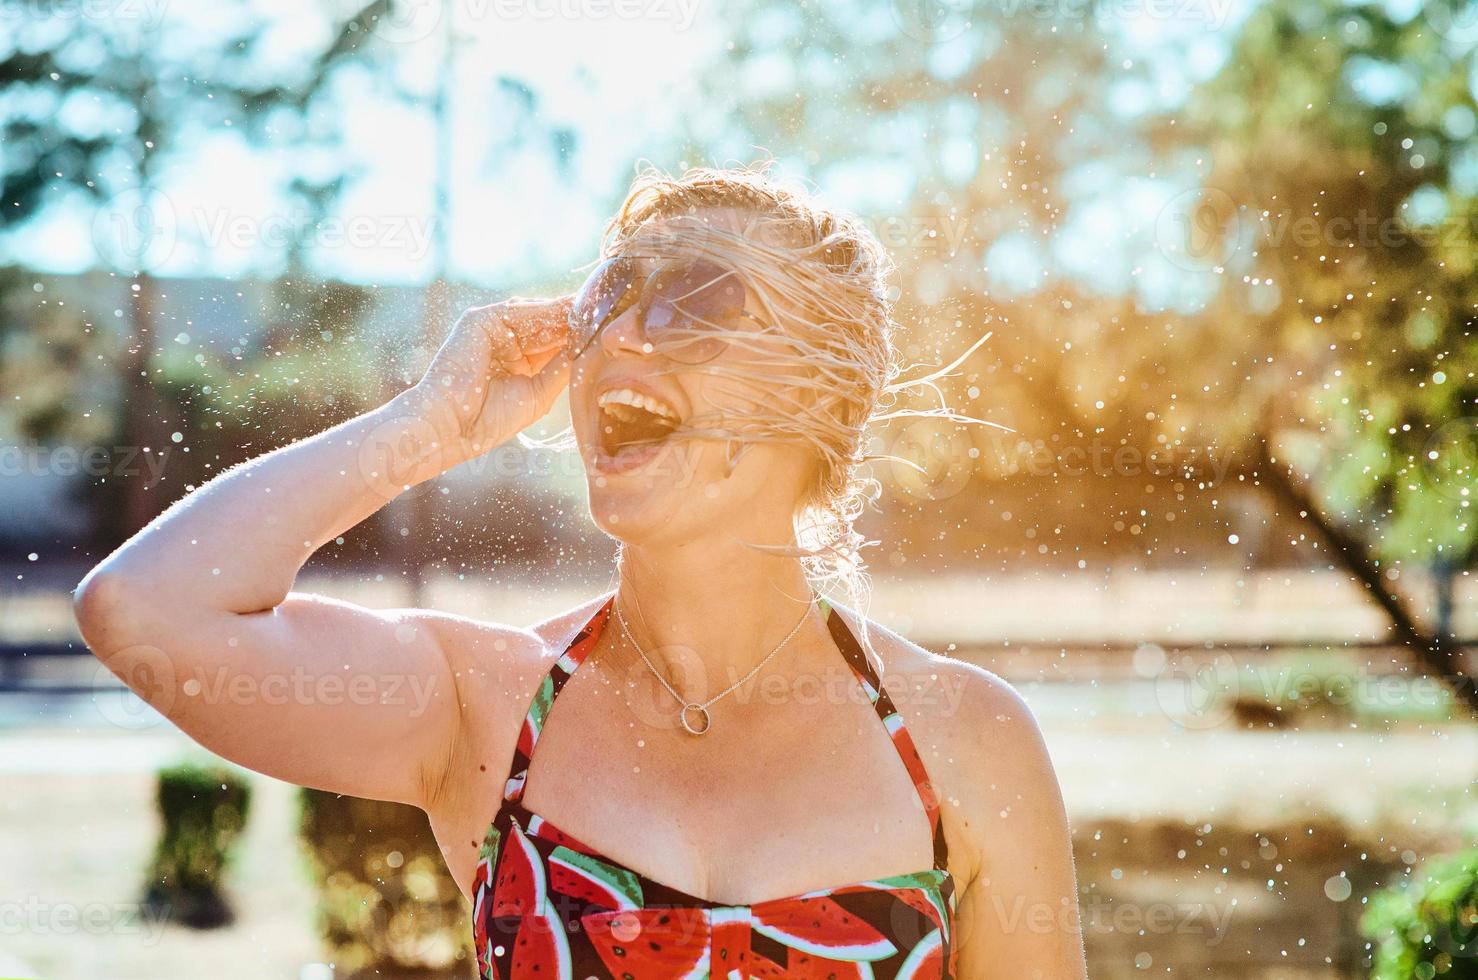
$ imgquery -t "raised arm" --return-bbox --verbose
[73,298,572,808]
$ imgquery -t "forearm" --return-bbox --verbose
[79,385,464,622]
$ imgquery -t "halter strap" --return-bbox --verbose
[819,597,951,873]
[501,591,950,873]
[501,595,612,805]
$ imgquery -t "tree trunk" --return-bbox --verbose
[118,273,177,539]
[1253,435,1477,715]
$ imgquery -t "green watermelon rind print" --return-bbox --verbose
[894,927,943,979]
[678,945,711,980]
[747,924,895,964]
[527,674,555,737]
[862,869,948,890]
[925,889,951,944]
[478,823,503,861]
[549,845,645,910]
[858,869,951,944]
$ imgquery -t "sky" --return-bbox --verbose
[0,0,1320,308]
[4,0,727,288]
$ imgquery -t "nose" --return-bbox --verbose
[597,304,650,358]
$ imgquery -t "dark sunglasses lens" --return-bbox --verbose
[646,262,744,362]
[570,257,638,349]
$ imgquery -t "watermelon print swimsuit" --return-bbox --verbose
[470,593,959,979]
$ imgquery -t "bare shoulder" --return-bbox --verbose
[404,593,612,813]
[831,604,1060,885]
[830,603,1041,747]
[416,591,614,702]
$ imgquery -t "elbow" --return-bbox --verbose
[73,568,186,723]
[73,565,146,658]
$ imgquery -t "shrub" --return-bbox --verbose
[1362,848,1478,979]
[298,788,472,978]
[143,761,253,929]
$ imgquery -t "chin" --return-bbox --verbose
[581,438,719,543]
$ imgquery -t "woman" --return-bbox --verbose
[74,167,1087,978]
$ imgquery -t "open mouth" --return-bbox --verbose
[596,387,681,459]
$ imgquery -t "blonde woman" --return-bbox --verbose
[75,168,1087,979]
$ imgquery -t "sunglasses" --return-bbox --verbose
[567,255,766,364]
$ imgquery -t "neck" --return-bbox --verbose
[611,536,824,707]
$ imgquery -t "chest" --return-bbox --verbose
[517,670,938,905]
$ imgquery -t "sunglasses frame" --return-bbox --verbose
[567,255,770,364]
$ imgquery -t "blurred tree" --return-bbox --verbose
[299,788,472,977]
[707,0,1476,709]
[1,3,371,542]
[698,2,1189,569]
[0,1,579,563]
[1165,0,1478,709]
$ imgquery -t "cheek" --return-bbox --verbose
[681,361,759,419]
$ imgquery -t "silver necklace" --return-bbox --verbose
[614,593,813,736]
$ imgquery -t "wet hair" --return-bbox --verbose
[558,163,991,666]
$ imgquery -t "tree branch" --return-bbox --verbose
[1253,434,1477,715]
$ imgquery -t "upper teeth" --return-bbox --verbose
[598,388,678,421]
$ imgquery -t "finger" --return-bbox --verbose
[482,315,535,374]
[524,344,564,376]
[529,348,573,409]
[502,298,573,355]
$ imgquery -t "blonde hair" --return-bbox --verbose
[554,163,993,664]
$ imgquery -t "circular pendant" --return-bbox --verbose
[679,703,712,736]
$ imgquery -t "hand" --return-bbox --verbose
[411,297,573,464]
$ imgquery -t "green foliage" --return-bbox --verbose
[298,788,471,977]
[144,762,253,929]
[1362,849,1478,979]
[0,290,118,446]
[1184,0,1477,569]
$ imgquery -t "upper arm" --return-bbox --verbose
[949,671,1087,980]
[75,574,535,809]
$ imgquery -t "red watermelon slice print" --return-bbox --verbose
[751,896,897,962]
[582,907,710,979]
[710,905,754,979]
[510,899,572,980]
[526,812,597,854]
[894,927,943,978]
[893,887,948,941]
[493,822,546,917]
